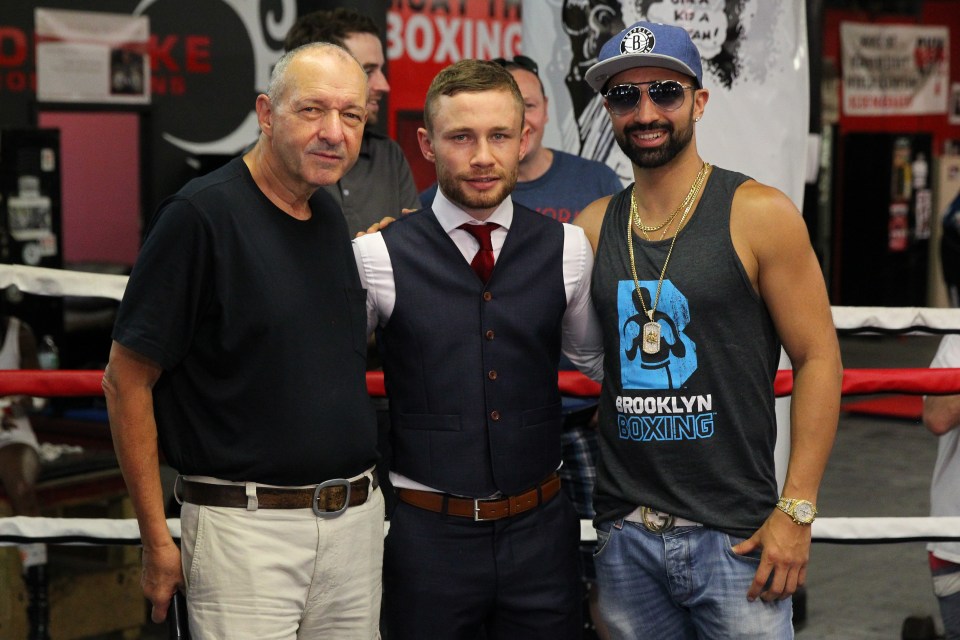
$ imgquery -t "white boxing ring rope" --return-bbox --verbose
[2,264,960,546]
[8,263,960,334]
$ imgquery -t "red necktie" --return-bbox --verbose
[459,222,500,284]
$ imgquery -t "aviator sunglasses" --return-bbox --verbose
[604,80,696,115]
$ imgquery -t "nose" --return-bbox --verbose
[317,111,345,145]
[471,139,495,167]
[632,89,662,123]
[369,69,390,95]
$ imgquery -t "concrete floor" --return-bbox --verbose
[115,335,952,640]
[797,335,945,640]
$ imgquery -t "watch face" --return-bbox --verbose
[795,502,815,523]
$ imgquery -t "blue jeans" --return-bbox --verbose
[940,591,960,640]
[932,556,960,639]
[594,519,793,639]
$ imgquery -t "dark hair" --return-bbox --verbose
[423,59,524,133]
[284,8,380,52]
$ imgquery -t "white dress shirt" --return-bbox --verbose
[352,188,603,493]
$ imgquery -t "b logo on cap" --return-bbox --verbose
[620,26,656,55]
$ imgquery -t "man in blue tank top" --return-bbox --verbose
[574,21,842,639]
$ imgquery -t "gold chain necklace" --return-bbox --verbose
[633,205,680,240]
[627,162,711,355]
[631,165,704,239]
[631,161,709,238]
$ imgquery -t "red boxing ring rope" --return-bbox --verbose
[5,365,960,544]
[6,368,960,399]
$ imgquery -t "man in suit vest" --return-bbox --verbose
[352,59,603,639]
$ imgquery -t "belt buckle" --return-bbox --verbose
[473,497,495,522]
[640,506,675,533]
[312,478,351,519]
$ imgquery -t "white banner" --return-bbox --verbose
[841,22,949,116]
[35,8,151,105]
[521,0,809,208]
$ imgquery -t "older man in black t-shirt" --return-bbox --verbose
[103,43,384,639]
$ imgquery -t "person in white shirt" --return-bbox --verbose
[922,335,960,639]
[352,59,602,640]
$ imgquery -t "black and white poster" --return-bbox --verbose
[523,0,810,208]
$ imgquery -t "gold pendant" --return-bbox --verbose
[642,321,661,354]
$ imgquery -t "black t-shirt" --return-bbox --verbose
[113,157,377,485]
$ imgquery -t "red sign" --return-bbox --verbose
[386,1,522,188]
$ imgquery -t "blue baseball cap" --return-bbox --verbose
[585,21,703,93]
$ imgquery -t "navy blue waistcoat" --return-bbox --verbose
[380,205,568,496]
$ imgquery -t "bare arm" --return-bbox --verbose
[729,182,842,602]
[573,195,612,253]
[102,341,181,623]
[924,394,960,436]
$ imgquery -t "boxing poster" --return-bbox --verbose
[35,8,151,105]
[841,22,949,116]
[521,0,810,209]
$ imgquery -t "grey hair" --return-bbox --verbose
[266,42,358,104]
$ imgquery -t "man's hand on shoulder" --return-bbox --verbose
[355,215,398,238]
[354,208,420,238]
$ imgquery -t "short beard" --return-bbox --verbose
[614,119,694,169]
[436,164,519,213]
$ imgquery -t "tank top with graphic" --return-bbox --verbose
[592,167,781,537]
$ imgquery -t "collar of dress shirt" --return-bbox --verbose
[432,187,514,234]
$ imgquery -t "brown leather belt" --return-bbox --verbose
[397,473,561,522]
[181,473,376,517]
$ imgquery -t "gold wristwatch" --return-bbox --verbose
[776,497,817,525]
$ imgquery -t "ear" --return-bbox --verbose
[543,95,549,125]
[417,127,436,163]
[693,88,709,122]
[255,94,273,138]
[518,124,530,162]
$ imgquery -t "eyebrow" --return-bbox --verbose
[295,96,365,111]
[444,124,515,134]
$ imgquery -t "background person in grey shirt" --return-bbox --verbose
[285,8,420,236]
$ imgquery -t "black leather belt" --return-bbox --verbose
[181,473,377,518]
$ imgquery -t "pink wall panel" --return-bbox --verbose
[37,111,141,267]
